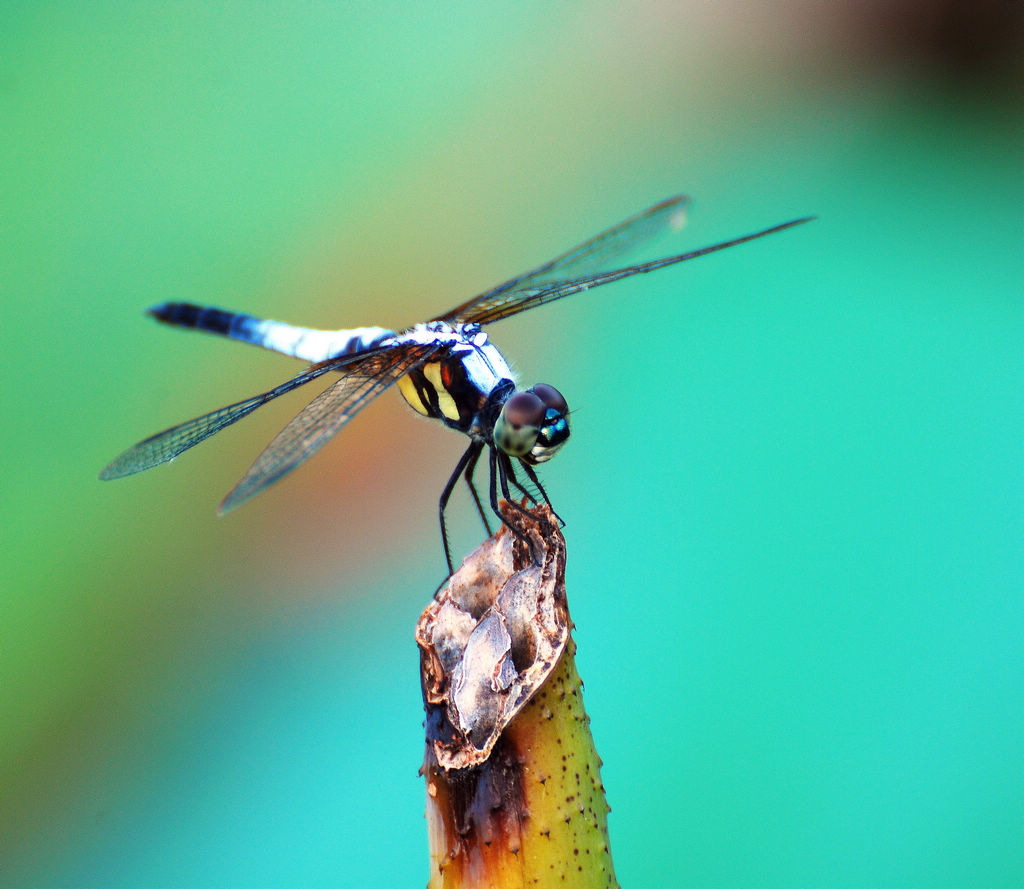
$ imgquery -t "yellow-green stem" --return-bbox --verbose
[420,506,617,889]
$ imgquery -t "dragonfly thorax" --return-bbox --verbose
[395,322,517,436]
[394,324,570,463]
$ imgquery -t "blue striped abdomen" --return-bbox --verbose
[149,302,394,363]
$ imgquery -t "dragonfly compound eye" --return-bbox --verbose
[493,391,545,457]
[523,383,570,465]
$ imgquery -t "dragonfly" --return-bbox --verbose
[100,196,812,572]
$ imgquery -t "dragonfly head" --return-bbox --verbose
[493,383,570,465]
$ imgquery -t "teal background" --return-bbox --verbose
[3,3,1022,886]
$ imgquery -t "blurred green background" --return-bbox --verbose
[3,2,1022,886]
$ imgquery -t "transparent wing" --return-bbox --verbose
[459,216,815,326]
[439,196,689,323]
[99,346,396,480]
[218,341,442,514]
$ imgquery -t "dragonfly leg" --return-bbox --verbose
[502,459,538,505]
[462,444,493,537]
[491,451,546,563]
[517,460,564,527]
[487,449,529,542]
[440,441,485,576]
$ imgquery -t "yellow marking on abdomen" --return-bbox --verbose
[397,362,461,422]
[424,363,461,422]
[398,374,430,416]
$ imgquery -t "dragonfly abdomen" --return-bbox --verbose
[149,302,394,363]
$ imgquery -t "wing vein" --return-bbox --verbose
[217,342,441,513]
[99,345,398,480]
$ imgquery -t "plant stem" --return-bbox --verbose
[418,505,618,889]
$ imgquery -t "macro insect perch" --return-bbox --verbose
[100,196,812,575]
[98,194,812,886]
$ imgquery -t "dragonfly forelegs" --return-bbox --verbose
[490,448,554,565]
[440,443,556,575]
[502,458,539,506]
[516,460,564,528]
[439,440,485,576]
[463,446,493,538]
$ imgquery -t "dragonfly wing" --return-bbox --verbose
[439,196,689,323]
[218,342,441,514]
[456,215,815,326]
[98,347,395,480]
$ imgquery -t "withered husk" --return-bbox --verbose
[416,505,568,770]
